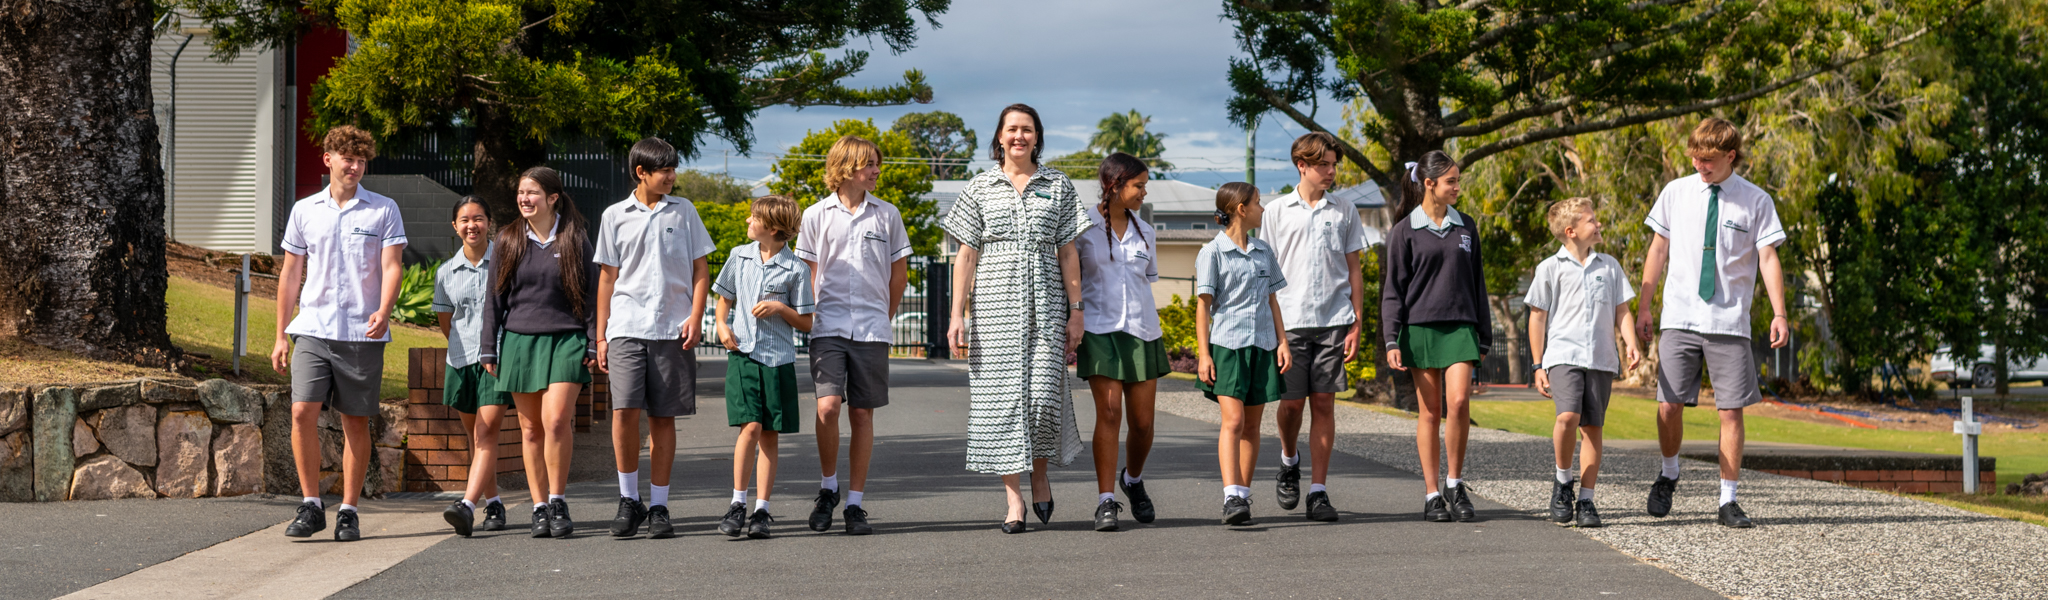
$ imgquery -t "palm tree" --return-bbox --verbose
[1089,110,1173,171]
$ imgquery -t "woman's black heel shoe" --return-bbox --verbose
[1033,500,1054,524]
[1001,520,1026,534]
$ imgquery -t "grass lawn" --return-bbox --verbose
[167,277,443,399]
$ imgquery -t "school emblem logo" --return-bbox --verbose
[1722,219,1749,233]
[1458,234,1472,252]
[666,227,673,233]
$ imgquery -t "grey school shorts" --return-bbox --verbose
[1657,329,1762,410]
[1282,325,1350,400]
[607,337,697,417]
[809,336,889,409]
[1548,365,1614,427]
[291,336,384,417]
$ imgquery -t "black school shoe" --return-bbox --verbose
[1118,469,1156,523]
[719,502,749,537]
[334,509,361,542]
[1718,501,1754,528]
[844,505,873,535]
[530,506,552,538]
[746,509,773,539]
[443,501,474,537]
[1550,480,1578,524]
[284,501,325,538]
[1447,483,1477,522]
[1423,495,1453,522]
[1304,490,1339,522]
[808,489,840,532]
[610,497,647,537]
[1275,463,1302,510]
[647,505,674,539]
[547,498,574,538]
[1647,475,1678,518]
[1094,499,1122,531]
[1222,496,1252,526]
[1574,499,1603,528]
[481,500,507,531]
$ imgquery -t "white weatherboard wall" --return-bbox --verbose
[150,30,285,254]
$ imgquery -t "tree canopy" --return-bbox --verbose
[1089,109,1173,170]
[890,111,977,180]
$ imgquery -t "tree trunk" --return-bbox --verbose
[0,0,177,366]
[472,105,548,225]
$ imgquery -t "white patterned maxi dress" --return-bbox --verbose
[943,167,1092,475]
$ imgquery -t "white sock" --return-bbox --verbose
[618,470,640,500]
[1122,471,1142,485]
[338,503,357,513]
[1720,479,1739,506]
[486,496,501,507]
[754,499,770,513]
[649,485,669,507]
[1580,486,1596,501]
[821,474,839,492]
[1425,491,1441,502]
[460,499,475,510]
[303,496,322,509]
[1309,483,1326,494]
[1447,478,1464,490]
[847,490,864,506]
[548,494,566,502]
[1280,453,1300,467]
[731,489,748,505]
[1557,468,1574,484]
[1099,492,1116,503]
[1661,455,1683,479]
[1225,485,1250,499]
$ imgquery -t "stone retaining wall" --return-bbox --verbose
[0,379,406,502]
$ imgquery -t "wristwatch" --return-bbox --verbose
[1069,301,1084,312]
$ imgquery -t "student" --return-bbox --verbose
[272,125,406,542]
[1074,152,1167,532]
[1382,150,1492,523]
[713,195,816,540]
[1526,197,1641,529]
[437,197,513,536]
[1634,118,1788,529]
[1196,181,1292,527]
[795,135,912,536]
[481,166,599,539]
[1258,132,1366,523]
[592,138,715,539]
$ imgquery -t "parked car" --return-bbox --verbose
[1929,345,2048,388]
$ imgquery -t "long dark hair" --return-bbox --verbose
[493,166,593,320]
[450,195,488,221]
[1394,150,1458,223]
[990,103,1045,166]
[1096,152,1150,258]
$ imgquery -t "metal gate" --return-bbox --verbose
[702,255,952,359]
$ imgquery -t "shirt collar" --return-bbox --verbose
[457,243,494,270]
[1700,173,1742,193]
[623,194,676,212]
[1408,205,1465,230]
[1212,232,1261,256]
[824,192,872,216]
[321,187,372,211]
[1553,245,1599,268]
[526,215,560,244]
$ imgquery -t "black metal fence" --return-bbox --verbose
[699,256,952,359]
[368,128,635,220]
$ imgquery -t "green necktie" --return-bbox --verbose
[1698,184,1720,302]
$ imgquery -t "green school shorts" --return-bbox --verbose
[494,331,592,394]
[1398,322,1482,370]
[726,352,802,434]
[1076,332,1173,383]
[1200,344,1284,406]
[443,363,512,413]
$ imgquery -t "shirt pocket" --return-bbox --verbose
[1588,275,1611,308]
[860,229,887,265]
[1715,202,1753,252]
[1319,220,1345,252]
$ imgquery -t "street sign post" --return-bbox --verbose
[1954,396,1982,494]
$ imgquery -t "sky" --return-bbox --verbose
[679,0,1341,192]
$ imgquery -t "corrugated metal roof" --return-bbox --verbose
[151,32,278,254]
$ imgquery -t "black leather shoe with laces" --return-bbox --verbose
[843,505,873,535]
[531,506,551,538]
[1275,463,1302,510]
[1575,499,1604,528]
[1093,499,1122,531]
[1424,495,1453,522]
[1448,483,1477,522]
[1304,490,1339,522]
[547,498,573,538]
[1647,475,1678,518]
[284,501,325,538]
[647,505,674,539]
[1118,469,1155,523]
[443,501,474,537]
[1222,496,1252,526]
[481,500,507,531]
[746,509,773,539]
[719,501,748,536]
[1718,501,1754,528]
[610,497,646,537]
[808,489,839,532]
[1550,479,1578,524]
[334,509,360,542]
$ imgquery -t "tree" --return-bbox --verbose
[1090,110,1173,170]
[0,0,176,366]
[768,119,940,256]
[181,0,951,222]
[675,169,754,204]
[1224,0,1980,211]
[1045,150,1106,181]
[696,199,755,280]
[890,111,977,180]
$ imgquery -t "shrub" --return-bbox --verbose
[391,264,437,327]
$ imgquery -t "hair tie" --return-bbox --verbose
[1214,209,1233,226]
[1405,161,1420,183]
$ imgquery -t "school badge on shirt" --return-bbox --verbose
[1459,234,1472,252]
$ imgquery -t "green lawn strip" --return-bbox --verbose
[168,277,442,399]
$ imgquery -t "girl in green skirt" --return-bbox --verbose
[1073,153,1170,531]
[481,167,599,538]
[434,197,513,536]
[1194,182,1292,526]
[1381,150,1494,523]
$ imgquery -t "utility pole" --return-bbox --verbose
[1245,114,1259,189]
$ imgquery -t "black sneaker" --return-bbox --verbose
[647,505,674,539]
[1304,490,1339,522]
[284,501,325,538]
[334,509,360,542]
[1222,496,1252,526]
[1549,479,1578,524]
[1275,463,1302,510]
[808,489,840,532]
[610,497,647,537]
[1717,501,1754,528]
[1647,475,1678,518]
[844,504,873,535]
[746,509,773,539]
[547,498,573,538]
[1118,469,1155,523]
[530,506,551,538]
[1447,482,1477,522]
[1094,499,1122,532]
[1424,495,1453,522]
[1575,499,1603,528]
[481,501,507,531]
[443,501,474,537]
[719,501,749,537]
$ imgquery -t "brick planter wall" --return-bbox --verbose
[404,348,606,492]
[1758,468,1996,494]
[1693,451,1997,495]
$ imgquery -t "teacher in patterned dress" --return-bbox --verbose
[944,103,1091,534]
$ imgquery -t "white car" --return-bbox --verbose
[1930,345,2048,388]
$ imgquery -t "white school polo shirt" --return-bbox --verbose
[1195,233,1288,351]
[280,187,408,343]
[1525,247,1635,373]
[794,192,913,343]
[1074,208,1162,340]
[593,194,716,341]
[432,245,492,368]
[1643,173,1785,338]
[1260,190,1368,330]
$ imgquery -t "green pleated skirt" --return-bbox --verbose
[494,331,592,393]
[1398,322,1482,370]
[1076,332,1172,383]
[1200,344,1283,406]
